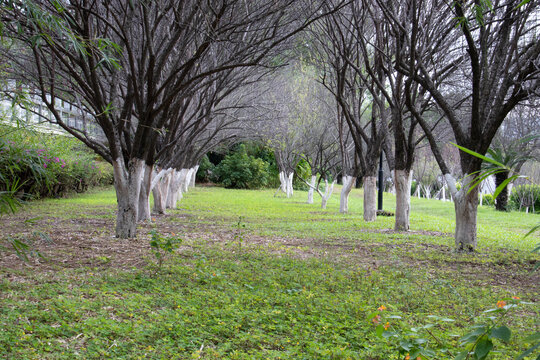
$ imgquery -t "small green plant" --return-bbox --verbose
[370,298,538,360]
[234,216,246,251]
[0,231,50,263]
[149,230,182,271]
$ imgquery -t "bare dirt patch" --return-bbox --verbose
[0,209,538,296]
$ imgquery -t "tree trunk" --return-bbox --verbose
[275,171,287,197]
[190,165,199,188]
[166,170,182,209]
[112,158,145,238]
[307,175,316,204]
[321,179,336,209]
[446,174,478,252]
[137,163,153,222]
[494,171,509,211]
[153,170,172,214]
[394,169,412,230]
[181,168,192,193]
[286,172,294,198]
[363,176,377,221]
[340,175,356,213]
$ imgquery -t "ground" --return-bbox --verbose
[0,186,538,359]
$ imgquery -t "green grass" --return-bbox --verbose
[176,186,538,251]
[0,186,538,359]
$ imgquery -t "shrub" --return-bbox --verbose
[195,155,214,183]
[0,126,113,198]
[410,180,417,196]
[212,144,270,189]
[509,184,540,213]
[481,193,494,206]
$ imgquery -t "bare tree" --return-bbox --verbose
[378,0,540,250]
[1,0,343,238]
[313,2,391,221]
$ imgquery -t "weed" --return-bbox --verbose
[149,229,182,272]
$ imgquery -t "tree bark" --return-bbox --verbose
[494,171,509,211]
[321,179,336,209]
[181,168,192,193]
[112,158,145,238]
[166,170,183,209]
[394,170,412,230]
[446,174,478,252]
[190,165,199,188]
[363,176,377,221]
[153,170,172,214]
[307,175,316,204]
[286,172,294,198]
[340,175,356,213]
[137,163,153,222]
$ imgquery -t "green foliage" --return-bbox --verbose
[510,184,540,213]
[293,158,311,191]
[370,298,537,360]
[149,230,182,272]
[212,144,270,189]
[480,193,494,207]
[195,155,214,182]
[0,125,113,198]
[0,187,538,358]
[411,180,418,196]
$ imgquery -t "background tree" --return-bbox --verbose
[379,0,540,251]
[1,0,340,238]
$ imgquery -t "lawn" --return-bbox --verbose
[0,186,538,359]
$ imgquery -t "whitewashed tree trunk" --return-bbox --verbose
[152,168,173,214]
[422,185,432,199]
[181,168,192,193]
[339,175,356,213]
[389,170,396,195]
[166,170,182,209]
[394,170,412,231]
[363,176,377,222]
[189,165,199,188]
[321,179,336,209]
[445,174,478,251]
[441,184,446,202]
[414,185,421,198]
[286,172,294,198]
[275,171,287,197]
[137,163,153,222]
[112,158,145,238]
[307,175,317,204]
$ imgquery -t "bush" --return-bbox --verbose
[0,126,113,198]
[481,193,495,206]
[195,155,214,183]
[509,184,540,213]
[212,144,270,189]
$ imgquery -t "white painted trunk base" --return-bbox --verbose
[181,168,192,193]
[137,164,153,222]
[189,165,199,188]
[394,170,412,231]
[321,179,336,209]
[307,175,316,204]
[153,170,172,214]
[339,175,356,213]
[445,174,478,251]
[363,176,377,222]
[113,158,145,238]
[286,172,294,198]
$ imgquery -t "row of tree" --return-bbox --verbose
[0,0,347,238]
[261,0,539,252]
[0,0,538,252]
